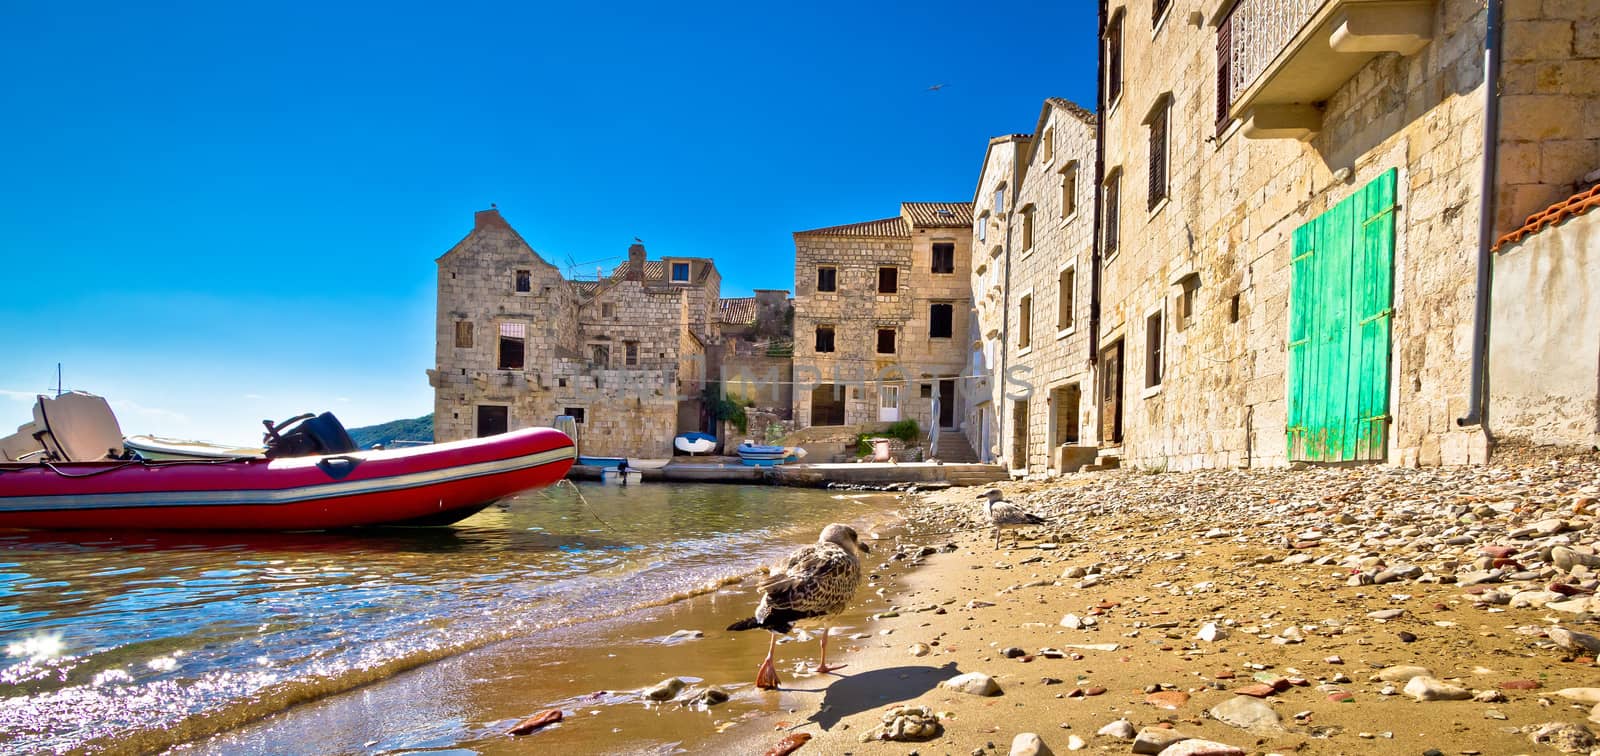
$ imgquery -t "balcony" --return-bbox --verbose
[1216,0,1435,140]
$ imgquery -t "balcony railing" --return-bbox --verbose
[1216,0,1435,140]
[1222,0,1326,110]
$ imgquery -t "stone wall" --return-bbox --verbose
[1490,208,1600,449]
[430,209,720,458]
[1095,1,1524,471]
[970,136,1031,464]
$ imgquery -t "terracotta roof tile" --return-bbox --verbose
[902,202,975,228]
[795,216,910,237]
[719,296,757,325]
[1495,182,1600,252]
[608,260,669,280]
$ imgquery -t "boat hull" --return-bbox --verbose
[0,428,575,530]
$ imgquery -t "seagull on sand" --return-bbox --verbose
[727,523,871,690]
[980,488,1047,549]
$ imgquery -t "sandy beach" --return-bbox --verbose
[189,451,1600,755]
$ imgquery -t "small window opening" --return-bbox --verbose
[1058,268,1076,330]
[931,242,956,274]
[514,270,531,292]
[816,265,837,292]
[930,302,954,338]
[1177,274,1200,330]
[590,343,610,368]
[1230,293,1241,324]
[1145,310,1164,389]
[671,262,690,282]
[624,341,638,366]
[1018,294,1033,349]
[815,325,835,353]
[563,407,586,423]
[878,266,898,294]
[498,322,526,370]
[877,328,897,354]
[455,321,474,348]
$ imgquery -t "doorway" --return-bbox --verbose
[476,405,508,438]
[938,379,956,429]
[810,384,846,426]
[878,385,900,422]
[1100,340,1123,445]
[1052,383,1081,446]
[1011,399,1029,470]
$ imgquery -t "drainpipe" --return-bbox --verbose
[1457,0,1503,428]
[997,183,1014,467]
[1089,0,1108,403]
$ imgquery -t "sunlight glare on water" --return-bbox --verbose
[0,482,890,754]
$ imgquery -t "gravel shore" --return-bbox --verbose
[769,450,1600,755]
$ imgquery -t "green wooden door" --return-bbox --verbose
[1287,169,1396,462]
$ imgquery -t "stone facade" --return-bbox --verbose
[792,203,975,441]
[429,209,723,458]
[1086,0,1595,470]
[970,100,1100,474]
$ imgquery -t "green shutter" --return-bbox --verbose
[1287,169,1396,462]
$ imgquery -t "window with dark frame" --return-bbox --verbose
[1058,268,1075,330]
[624,341,639,366]
[1060,163,1077,219]
[601,302,615,318]
[1146,310,1164,388]
[931,242,955,274]
[514,269,531,292]
[878,266,898,294]
[563,407,586,424]
[671,262,690,282]
[498,322,525,370]
[1106,12,1123,105]
[1153,0,1171,25]
[815,325,835,353]
[1104,173,1121,258]
[876,328,896,354]
[455,320,473,348]
[1177,275,1200,330]
[590,343,610,368]
[1149,99,1169,210]
[1216,13,1233,132]
[816,265,837,292]
[1021,207,1035,251]
[1018,294,1032,349]
[929,302,953,338]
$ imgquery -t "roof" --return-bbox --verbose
[610,260,669,280]
[1495,182,1600,252]
[795,216,911,238]
[1045,97,1097,125]
[719,297,758,325]
[973,133,1034,203]
[902,202,975,228]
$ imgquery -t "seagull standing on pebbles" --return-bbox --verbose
[727,523,871,690]
[981,488,1047,549]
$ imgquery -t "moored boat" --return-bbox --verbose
[123,435,265,461]
[674,432,716,455]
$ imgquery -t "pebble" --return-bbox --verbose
[642,677,685,701]
[909,642,931,657]
[1207,695,1282,734]
[1403,675,1473,701]
[1132,727,1189,754]
[860,705,942,742]
[1159,741,1247,756]
[941,672,1002,696]
[1008,732,1050,756]
[1097,720,1136,740]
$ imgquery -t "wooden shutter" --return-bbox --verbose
[1104,177,1120,256]
[1148,108,1168,210]
[1107,15,1123,104]
[1216,13,1233,131]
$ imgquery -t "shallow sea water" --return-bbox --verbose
[0,482,891,754]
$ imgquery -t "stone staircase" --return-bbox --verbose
[1081,448,1122,473]
[931,431,980,463]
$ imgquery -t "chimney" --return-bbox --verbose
[474,206,507,230]
[627,243,647,281]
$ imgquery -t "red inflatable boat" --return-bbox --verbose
[0,427,576,530]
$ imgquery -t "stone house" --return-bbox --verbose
[970,99,1101,474]
[718,289,796,443]
[1085,0,1598,470]
[1489,182,1600,450]
[428,208,722,458]
[791,202,978,455]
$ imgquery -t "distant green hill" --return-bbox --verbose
[348,414,433,448]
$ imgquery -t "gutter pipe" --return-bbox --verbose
[1457,0,1503,428]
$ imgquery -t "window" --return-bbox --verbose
[1148,98,1170,210]
[1216,15,1233,132]
[1018,294,1032,350]
[1021,206,1035,252]
[1039,127,1054,163]
[671,262,690,282]
[563,407,586,424]
[601,302,615,319]
[1176,274,1200,330]
[1153,0,1171,25]
[1060,163,1078,219]
[514,269,531,293]
[931,242,955,274]
[625,341,639,366]
[920,383,933,399]
[815,325,835,353]
[1106,12,1123,106]
[878,266,898,294]
[455,321,473,349]
[930,302,953,338]
[977,212,988,243]
[1145,310,1164,389]
[1058,267,1075,331]
[590,343,611,368]
[994,185,1006,214]
[1104,172,1121,258]
[877,328,897,354]
[1230,293,1242,324]
[498,322,525,370]
[816,265,837,292]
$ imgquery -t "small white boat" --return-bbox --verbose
[674,432,716,455]
[123,435,264,461]
[629,458,671,470]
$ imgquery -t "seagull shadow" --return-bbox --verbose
[803,662,960,731]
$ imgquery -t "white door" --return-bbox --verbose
[878,386,900,422]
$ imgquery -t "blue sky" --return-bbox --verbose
[0,1,1097,445]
